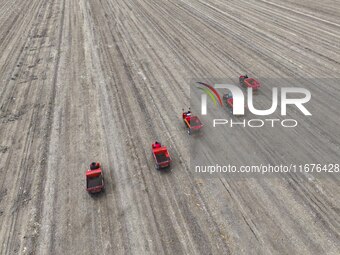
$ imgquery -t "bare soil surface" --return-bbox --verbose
[0,0,339,254]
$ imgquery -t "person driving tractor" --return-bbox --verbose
[90,162,100,170]
[183,109,191,120]
[153,141,161,148]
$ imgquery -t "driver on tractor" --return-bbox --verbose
[153,141,161,149]
[90,162,100,170]
[183,108,191,120]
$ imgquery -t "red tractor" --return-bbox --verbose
[86,162,104,194]
[223,92,246,115]
[223,92,234,109]
[152,142,171,170]
[239,75,261,90]
[182,109,203,135]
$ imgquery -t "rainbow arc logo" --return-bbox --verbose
[196,82,222,107]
